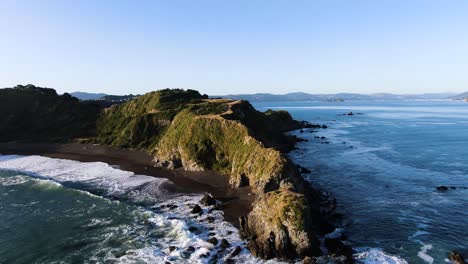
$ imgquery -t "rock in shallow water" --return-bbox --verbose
[207,237,218,245]
[191,204,203,214]
[436,186,449,191]
[324,238,353,263]
[449,251,466,264]
[220,239,230,249]
[200,193,217,206]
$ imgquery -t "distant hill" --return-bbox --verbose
[0,85,102,141]
[219,92,456,102]
[70,91,139,103]
[452,91,468,100]
[100,94,138,102]
[70,91,107,100]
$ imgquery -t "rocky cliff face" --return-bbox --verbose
[92,90,352,261]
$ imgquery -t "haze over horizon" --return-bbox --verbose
[2,0,468,95]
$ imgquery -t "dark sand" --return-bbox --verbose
[0,142,253,227]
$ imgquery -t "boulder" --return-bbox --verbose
[303,256,317,264]
[228,246,242,258]
[200,193,217,206]
[220,239,230,249]
[207,237,218,245]
[324,238,353,263]
[191,204,203,214]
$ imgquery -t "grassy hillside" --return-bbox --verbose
[0,85,101,141]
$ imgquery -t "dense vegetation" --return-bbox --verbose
[0,85,101,141]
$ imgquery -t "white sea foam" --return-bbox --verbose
[354,248,408,264]
[417,244,434,264]
[0,155,162,197]
[0,174,30,186]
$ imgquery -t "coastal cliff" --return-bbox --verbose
[0,85,351,262]
[92,88,350,261]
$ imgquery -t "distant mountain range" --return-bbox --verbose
[70,92,138,102]
[70,92,107,100]
[451,91,468,100]
[71,90,468,102]
[218,92,459,102]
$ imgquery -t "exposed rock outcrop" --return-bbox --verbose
[93,90,349,261]
[239,189,321,259]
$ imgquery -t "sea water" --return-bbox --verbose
[0,155,259,264]
[254,100,468,264]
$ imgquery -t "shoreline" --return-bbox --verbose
[0,142,254,227]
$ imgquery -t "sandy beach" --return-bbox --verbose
[0,142,253,227]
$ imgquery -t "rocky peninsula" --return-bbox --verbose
[0,85,352,263]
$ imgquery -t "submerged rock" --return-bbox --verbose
[436,186,449,191]
[298,166,311,174]
[449,251,466,264]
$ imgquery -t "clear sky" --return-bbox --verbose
[1,0,468,95]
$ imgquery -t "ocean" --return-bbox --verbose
[254,100,468,264]
[0,156,255,263]
[1,100,467,263]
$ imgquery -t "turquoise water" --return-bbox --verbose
[254,100,468,263]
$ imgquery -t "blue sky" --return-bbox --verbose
[1,0,468,95]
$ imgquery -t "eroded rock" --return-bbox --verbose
[240,190,321,259]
